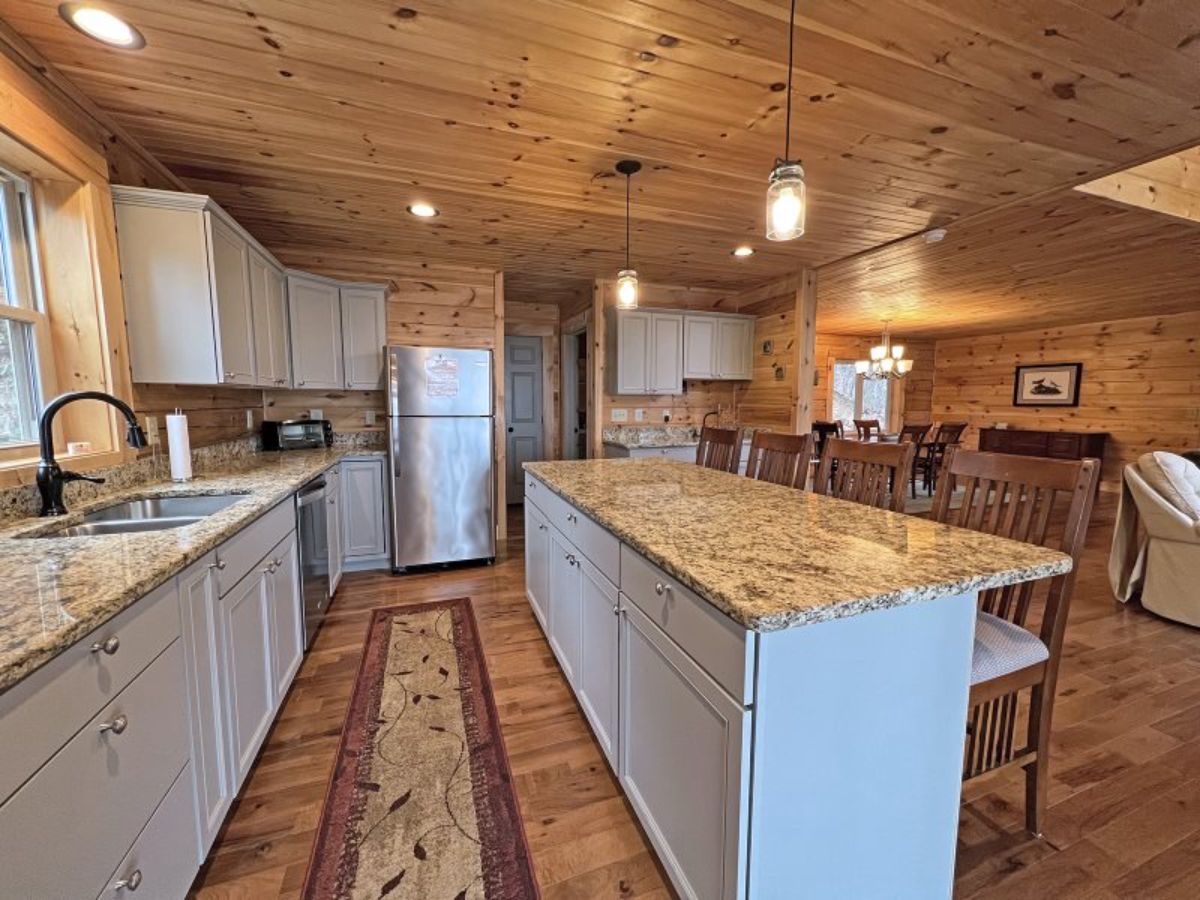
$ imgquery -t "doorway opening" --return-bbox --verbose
[561,327,588,459]
[504,335,544,502]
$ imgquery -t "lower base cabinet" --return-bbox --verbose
[105,762,199,900]
[524,502,550,629]
[269,530,304,697]
[221,561,277,784]
[577,557,620,770]
[548,527,583,683]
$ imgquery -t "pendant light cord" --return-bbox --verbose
[784,0,797,162]
[625,172,631,269]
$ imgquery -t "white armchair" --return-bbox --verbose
[1110,452,1200,626]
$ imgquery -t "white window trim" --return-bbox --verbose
[830,358,896,428]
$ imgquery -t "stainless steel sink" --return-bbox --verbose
[24,493,247,538]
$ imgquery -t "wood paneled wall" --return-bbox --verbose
[732,276,803,431]
[931,311,1200,489]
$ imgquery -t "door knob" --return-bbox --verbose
[507,427,514,433]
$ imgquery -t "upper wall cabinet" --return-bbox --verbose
[683,312,754,381]
[287,273,387,391]
[611,308,754,394]
[114,186,287,387]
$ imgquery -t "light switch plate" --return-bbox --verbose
[309,408,324,421]
[611,408,628,422]
[245,409,255,430]
[144,415,160,447]
[634,408,645,422]
[365,410,377,426]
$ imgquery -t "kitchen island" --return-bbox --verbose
[523,458,1069,900]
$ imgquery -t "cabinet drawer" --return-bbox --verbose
[216,498,294,595]
[0,640,191,900]
[526,474,620,582]
[620,546,752,704]
[99,762,198,900]
[0,578,180,805]
[1046,434,1082,458]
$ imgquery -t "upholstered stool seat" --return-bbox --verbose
[971,612,1049,685]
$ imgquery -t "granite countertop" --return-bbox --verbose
[0,448,383,694]
[603,425,759,450]
[524,459,1072,632]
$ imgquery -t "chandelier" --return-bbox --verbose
[855,323,913,380]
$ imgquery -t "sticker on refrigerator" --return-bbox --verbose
[425,355,460,398]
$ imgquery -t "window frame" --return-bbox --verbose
[830,358,893,430]
[0,169,55,462]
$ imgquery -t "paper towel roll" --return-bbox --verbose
[166,411,192,482]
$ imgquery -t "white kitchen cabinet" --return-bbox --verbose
[716,317,754,380]
[102,764,199,900]
[250,247,291,388]
[327,464,345,594]
[288,272,344,389]
[620,601,750,900]
[548,527,583,685]
[683,315,717,379]
[341,285,387,389]
[268,530,304,699]
[611,310,684,395]
[178,552,231,858]
[341,457,388,563]
[577,557,620,771]
[524,501,551,632]
[115,186,282,387]
[219,564,276,785]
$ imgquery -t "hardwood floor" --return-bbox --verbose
[191,496,1200,899]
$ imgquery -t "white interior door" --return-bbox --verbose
[505,336,543,501]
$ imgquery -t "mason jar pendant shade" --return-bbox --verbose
[615,158,642,310]
[767,162,806,241]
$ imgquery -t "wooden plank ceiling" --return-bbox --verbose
[5,0,1200,313]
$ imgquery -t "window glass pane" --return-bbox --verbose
[0,316,39,445]
[831,362,858,430]
[861,378,891,427]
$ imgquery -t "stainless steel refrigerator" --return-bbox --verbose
[386,346,496,570]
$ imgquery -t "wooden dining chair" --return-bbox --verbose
[695,425,743,474]
[930,449,1099,837]
[853,418,882,441]
[899,423,932,497]
[913,421,967,497]
[745,431,813,489]
[810,421,843,461]
[812,437,917,512]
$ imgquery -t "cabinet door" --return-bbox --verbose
[620,602,749,900]
[524,501,550,631]
[578,558,620,771]
[268,531,304,699]
[683,315,717,379]
[341,286,387,390]
[208,214,256,385]
[615,311,651,394]
[288,274,344,389]
[716,318,753,380]
[548,528,582,685]
[219,567,275,785]
[327,465,344,594]
[341,458,387,559]
[650,313,684,394]
[250,250,290,388]
[178,553,232,858]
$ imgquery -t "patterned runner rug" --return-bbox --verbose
[302,599,539,900]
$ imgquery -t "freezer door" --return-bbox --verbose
[387,346,493,417]
[390,415,495,567]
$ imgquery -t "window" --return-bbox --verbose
[0,169,49,450]
[831,360,891,430]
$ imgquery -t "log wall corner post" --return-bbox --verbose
[493,270,507,544]
[792,267,818,434]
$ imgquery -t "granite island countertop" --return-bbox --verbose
[0,448,383,694]
[524,458,1072,632]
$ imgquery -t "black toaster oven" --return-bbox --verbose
[262,419,333,451]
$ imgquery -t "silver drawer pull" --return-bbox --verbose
[113,869,142,892]
[273,557,284,567]
[655,581,673,596]
[99,714,128,735]
[263,562,277,574]
[567,513,578,523]
[90,635,120,656]
[210,559,226,571]
[612,603,620,615]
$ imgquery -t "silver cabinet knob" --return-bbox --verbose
[113,869,142,892]
[273,557,284,567]
[655,581,673,596]
[210,559,226,571]
[224,371,234,379]
[99,714,128,735]
[612,603,620,615]
[90,635,120,656]
[298,380,307,386]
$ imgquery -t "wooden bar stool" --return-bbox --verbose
[812,437,916,512]
[695,426,743,474]
[930,449,1099,836]
[745,432,813,489]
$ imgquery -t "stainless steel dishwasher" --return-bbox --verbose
[296,476,330,648]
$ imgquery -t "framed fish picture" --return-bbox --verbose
[1013,363,1083,407]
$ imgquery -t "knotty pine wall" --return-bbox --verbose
[930,311,1200,489]
[732,278,802,431]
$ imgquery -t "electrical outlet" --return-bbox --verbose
[662,412,671,423]
[143,415,160,447]
[611,408,628,422]
[245,409,255,430]
[634,408,645,422]
[365,410,377,426]
[309,408,324,421]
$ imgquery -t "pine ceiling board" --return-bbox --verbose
[816,190,1200,338]
[7,0,1200,309]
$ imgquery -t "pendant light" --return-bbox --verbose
[615,159,642,309]
[766,0,806,241]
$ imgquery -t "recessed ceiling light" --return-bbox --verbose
[58,3,146,49]
[407,202,439,218]
[731,245,755,257]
